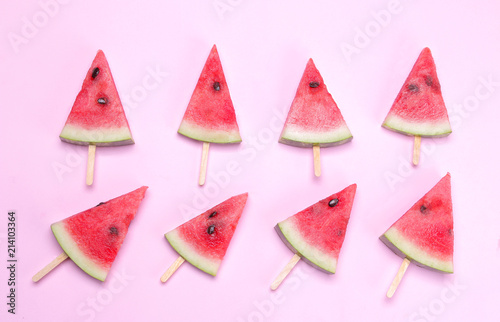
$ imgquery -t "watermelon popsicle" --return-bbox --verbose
[382,48,452,165]
[60,50,134,185]
[279,58,353,177]
[178,45,242,186]
[271,184,356,290]
[380,174,453,298]
[161,193,248,282]
[32,186,148,282]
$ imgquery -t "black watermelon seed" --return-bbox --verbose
[337,230,343,236]
[97,98,107,105]
[425,75,433,87]
[448,229,453,235]
[96,202,106,207]
[110,227,118,235]
[420,205,428,214]
[408,84,419,92]
[328,198,339,207]
[209,211,217,218]
[309,81,320,88]
[92,67,100,79]
[213,82,221,91]
[207,225,215,235]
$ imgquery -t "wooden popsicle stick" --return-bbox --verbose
[313,145,321,177]
[199,142,210,186]
[32,252,69,282]
[271,253,301,291]
[386,257,411,298]
[161,256,186,283]
[86,144,96,185]
[412,136,421,166]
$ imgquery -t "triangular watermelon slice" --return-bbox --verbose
[60,50,134,146]
[380,173,453,273]
[165,193,248,276]
[382,48,452,137]
[51,186,148,281]
[275,184,357,273]
[178,45,242,143]
[279,58,352,147]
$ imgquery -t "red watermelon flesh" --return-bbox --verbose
[279,58,352,148]
[275,184,357,273]
[165,193,248,276]
[178,45,242,143]
[60,50,133,146]
[382,48,451,137]
[51,186,148,281]
[380,174,453,273]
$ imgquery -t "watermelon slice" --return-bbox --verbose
[382,48,452,137]
[60,50,134,146]
[380,173,453,273]
[275,184,357,273]
[51,186,148,281]
[178,45,242,143]
[165,193,248,276]
[279,58,352,147]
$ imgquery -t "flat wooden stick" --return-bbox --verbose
[161,256,185,283]
[313,145,321,177]
[32,252,69,282]
[412,136,421,166]
[199,142,210,186]
[387,257,411,298]
[271,253,301,291]
[86,144,96,185]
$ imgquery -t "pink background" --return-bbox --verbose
[1,1,500,321]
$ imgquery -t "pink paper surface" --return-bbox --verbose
[1,1,500,321]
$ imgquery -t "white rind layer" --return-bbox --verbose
[178,120,242,144]
[383,115,452,137]
[51,221,108,281]
[165,229,220,276]
[278,220,337,273]
[60,124,134,146]
[382,227,453,273]
[279,125,352,148]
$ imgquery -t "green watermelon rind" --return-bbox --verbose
[178,120,242,144]
[276,221,337,274]
[380,227,453,273]
[165,229,220,276]
[279,126,353,148]
[60,124,134,146]
[383,113,452,137]
[51,221,108,281]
